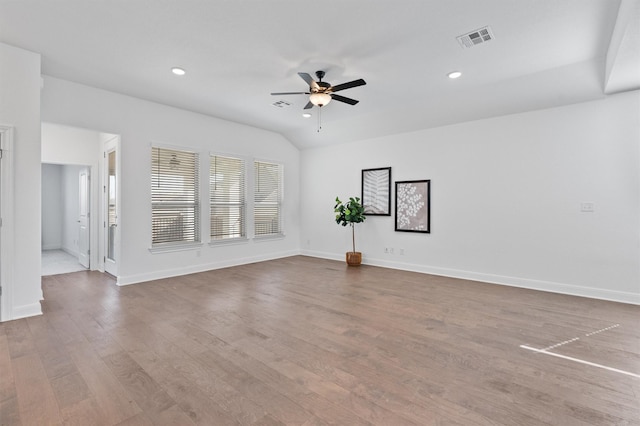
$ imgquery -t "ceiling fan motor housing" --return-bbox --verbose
[314,81,331,93]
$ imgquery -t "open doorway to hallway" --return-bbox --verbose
[41,163,90,276]
[41,122,120,280]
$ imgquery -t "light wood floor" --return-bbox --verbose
[1,256,638,425]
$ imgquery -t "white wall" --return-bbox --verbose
[41,164,63,250]
[301,91,640,304]
[0,43,42,320]
[41,123,101,268]
[42,122,101,164]
[41,76,301,285]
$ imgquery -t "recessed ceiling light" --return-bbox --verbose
[448,71,462,79]
[171,67,186,76]
[302,113,312,118]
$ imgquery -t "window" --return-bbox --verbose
[254,161,283,237]
[210,155,245,240]
[151,147,200,246]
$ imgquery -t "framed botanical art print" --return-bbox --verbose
[361,167,391,216]
[395,180,430,233]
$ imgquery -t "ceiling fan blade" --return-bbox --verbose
[271,92,310,95]
[298,72,320,91]
[329,78,366,93]
[331,94,359,105]
[303,101,314,110]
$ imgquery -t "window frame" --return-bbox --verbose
[149,144,202,251]
[253,159,284,239]
[209,153,248,244]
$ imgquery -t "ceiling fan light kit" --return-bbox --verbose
[309,92,331,107]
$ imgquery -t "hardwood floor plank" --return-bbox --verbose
[112,412,155,426]
[3,321,36,360]
[45,312,89,347]
[65,342,142,424]
[252,414,286,426]
[126,346,241,425]
[0,330,21,426]
[2,255,636,425]
[116,320,282,425]
[232,326,482,425]
[101,350,196,426]
[101,351,174,412]
[194,349,333,426]
[25,316,78,382]
[231,335,423,425]
[0,335,17,402]
[11,353,62,425]
[49,371,91,411]
[226,299,498,425]
[0,396,22,426]
[203,341,382,425]
[58,396,107,426]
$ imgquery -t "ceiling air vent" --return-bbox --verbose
[272,100,292,108]
[456,26,494,48]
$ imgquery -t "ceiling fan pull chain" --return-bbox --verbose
[317,107,322,133]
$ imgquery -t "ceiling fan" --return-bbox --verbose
[271,70,366,109]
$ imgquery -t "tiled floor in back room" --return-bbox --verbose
[41,249,87,276]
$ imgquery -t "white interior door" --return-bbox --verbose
[78,168,90,268]
[104,145,118,276]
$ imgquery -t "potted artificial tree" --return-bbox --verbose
[334,196,366,266]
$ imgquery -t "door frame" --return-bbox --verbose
[78,167,91,268]
[102,135,120,279]
[0,125,15,322]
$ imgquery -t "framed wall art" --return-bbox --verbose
[361,167,391,216]
[395,180,430,233]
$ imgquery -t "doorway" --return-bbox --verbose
[41,123,120,280]
[41,163,90,275]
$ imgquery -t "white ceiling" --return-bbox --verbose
[1,0,638,149]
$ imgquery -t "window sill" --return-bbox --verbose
[149,242,203,254]
[253,233,286,242]
[209,237,249,247]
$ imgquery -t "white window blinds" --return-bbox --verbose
[210,155,245,240]
[254,161,282,237]
[151,147,200,246]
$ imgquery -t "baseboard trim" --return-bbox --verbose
[61,247,79,257]
[11,303,43,321]
[301,250,640,305]
[117,250,301,286]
